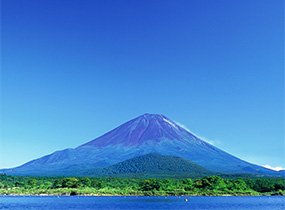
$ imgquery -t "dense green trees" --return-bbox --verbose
[91,179,105,189]
[244,178,285,193]
[0,174,284,196]
[139,179,162,191]
[79,177,91,187]
[14,181,25,188]
[27,178,37,187]
[196,176,227,190]
[62,178,79,188]
[53,179,63,188]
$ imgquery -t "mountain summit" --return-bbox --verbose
[1,114,280,176]
[79,113,202,148]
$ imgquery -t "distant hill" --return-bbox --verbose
[0,113,281,177]
[82,153,213,178]
[103,153,212,175]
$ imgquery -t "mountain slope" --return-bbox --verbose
[0,114,280,176]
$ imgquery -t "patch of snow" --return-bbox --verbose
[163,118,178,129]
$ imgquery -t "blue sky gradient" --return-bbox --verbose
[1,0,284,169]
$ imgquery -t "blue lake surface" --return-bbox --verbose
[0,195,284,210]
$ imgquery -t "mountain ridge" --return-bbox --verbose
[0,113,281,177]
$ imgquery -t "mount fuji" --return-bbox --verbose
[0,114,281,177]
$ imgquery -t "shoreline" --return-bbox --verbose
[0,191,281,197]
[1,194,283,197]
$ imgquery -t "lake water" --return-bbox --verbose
[0,195,284,210]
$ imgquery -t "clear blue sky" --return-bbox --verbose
[1,0,284,170]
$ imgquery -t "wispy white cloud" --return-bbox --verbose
[263,165,285,171]
[174,121,221,146]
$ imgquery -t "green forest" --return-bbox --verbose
[0,174,284,196]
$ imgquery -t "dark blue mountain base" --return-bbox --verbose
[82,153,214,178]
[0,114,282,177]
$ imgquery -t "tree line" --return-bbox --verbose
[0,174,284,196]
